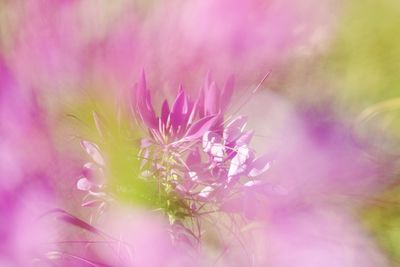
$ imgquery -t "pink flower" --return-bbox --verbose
[132,73,271,238]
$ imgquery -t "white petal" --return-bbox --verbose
[198,186,214,198]
[210,143,225,162]
[188,171,198,181]
[202,131,212,152]
[244,180,262,187]
[77,177,92,191]
[228,145,250,177]
[81,140,105,166]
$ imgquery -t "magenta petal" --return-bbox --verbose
[137,70,147,92]
[178,100,194,136]
[171,87,186,114]
[134,71,148,107]
[204,82,220,115]
[137,102,158,129]
[135,72,158,129]
[170,87,188,131]
[197,88,205,118]
[183,114,219,141]
[187,99,198,125]
[46,209,107,237]
[224,116,248,143]
[204,71,212,88]
[169,113,183,133]
[220,75,235,111]
[160,99,170,127]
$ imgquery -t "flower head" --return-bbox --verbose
[133,73,271,232]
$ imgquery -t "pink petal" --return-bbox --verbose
[265,208,389,267]
[183,114,219,141]
[81,199,104,208]
[135,72,158,129]
[236,130,254,146]
[220,75,235,111]
[92,111,106,137]
[248,154,272,177]
[170,87,190,132]
[160,99,170,127]
[198,186,214,199]
[186,149,201,166]
[224,116,248,143]
[202,131,222,152]
[82,162,104,185]
[80,140,105,166]
[204,82,220,115]
[197,88,206,118]
[228,145,251,177]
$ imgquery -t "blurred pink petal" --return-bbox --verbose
[7,1,85,91]
[80,206,204,267]
[263,207,389,267]
[244,92,389,207]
